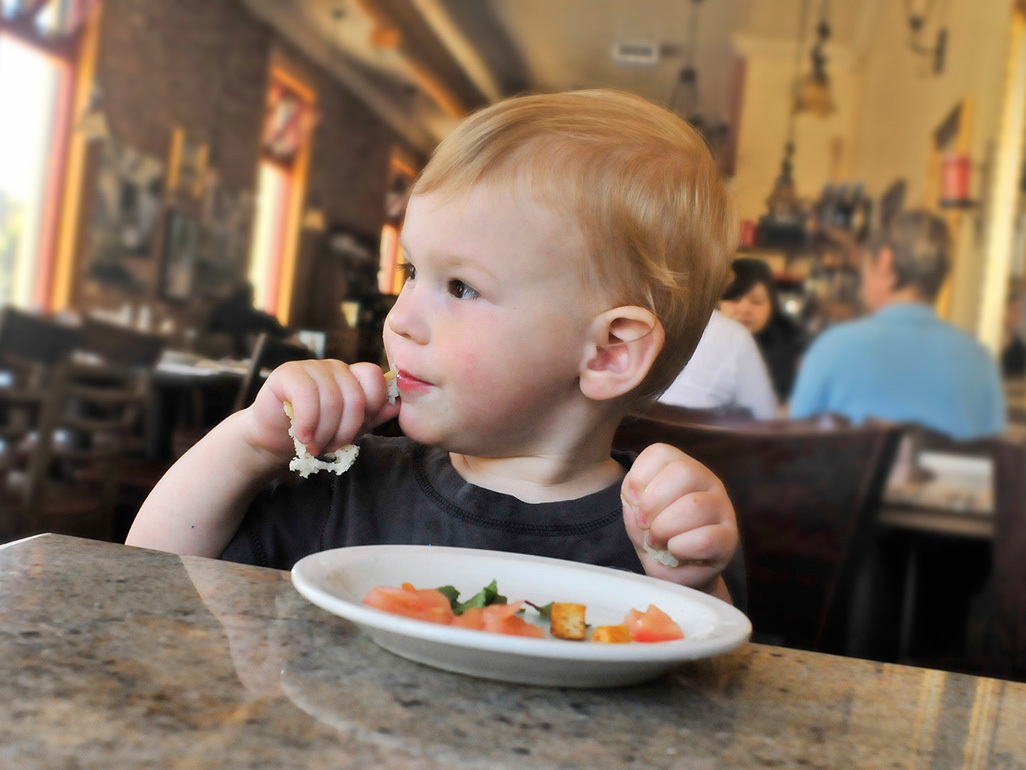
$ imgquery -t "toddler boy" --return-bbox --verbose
[128,90,740,602]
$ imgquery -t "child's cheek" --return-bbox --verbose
[449,344,494,392]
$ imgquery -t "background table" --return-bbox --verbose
[878,448,994,538]
[2,534,1024,768]
[148,353,247,459]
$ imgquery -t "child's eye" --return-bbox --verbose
[447,279,479,300]
[398,262,416,283]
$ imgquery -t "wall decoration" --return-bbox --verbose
[83,143,165,292]
[159,209,199,301]
[167,127,209,199]
[261,80,312,166]
[194,184,254,295]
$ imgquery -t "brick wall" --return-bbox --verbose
[77,0,416,336]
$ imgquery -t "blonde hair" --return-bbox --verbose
[413,89,737,401]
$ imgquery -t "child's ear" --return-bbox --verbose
[579,306,664,401]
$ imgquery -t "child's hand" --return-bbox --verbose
[620,443,738,597]
[241,360,400,465]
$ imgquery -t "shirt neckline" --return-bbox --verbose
[874,302,937,322]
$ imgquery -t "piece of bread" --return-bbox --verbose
[384,369,398,403]
[283,369,397,478]
[643,541,680,567]
[550,602,587,641]
[283,401,360,478]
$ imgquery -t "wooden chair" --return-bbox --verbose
[41,318,169,541]
[0,308,84,540]
[0,310,77,452]
[614,410,901,653]
[889,425,1026,681]
[987,437,1026,681]
[233,334,316,412]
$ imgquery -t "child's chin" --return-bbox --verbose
[396,412,439,446]
[398,415,477,454]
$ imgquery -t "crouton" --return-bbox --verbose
[591,624,632,644]
[550,602,587,640]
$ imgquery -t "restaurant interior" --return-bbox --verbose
[2,0,1026,708]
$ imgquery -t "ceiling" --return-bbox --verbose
[243,0,882,155]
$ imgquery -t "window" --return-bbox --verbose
[0,0,101,311]
[378,155,414,295]
[248,68,315,325]
[0,29,71,309]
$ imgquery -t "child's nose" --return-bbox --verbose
[385,285,428,344]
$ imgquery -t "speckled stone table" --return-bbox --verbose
[1,534,1024,769]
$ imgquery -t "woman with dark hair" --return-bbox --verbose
[719,257,807,402]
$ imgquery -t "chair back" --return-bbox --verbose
[79,317,167,367]
[233,334,315,412]
[900,425,1026,681]
[15,318,168,540]
[614,412,900,652]
[989,437,1026,680]
[58,317,168,460]
[0,309,81,538]
[0,307,81,368]
[0,309,80,439]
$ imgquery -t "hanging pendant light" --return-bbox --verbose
[793,2,834,117]
[667,0,729,153]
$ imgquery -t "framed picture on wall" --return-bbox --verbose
[167,126,209,199]
[82,143,165,293]
[159,209,199,301]
[194,185,254,296]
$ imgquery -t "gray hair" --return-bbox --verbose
[870,209,951,301]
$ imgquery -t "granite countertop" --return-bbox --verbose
[1,534,1024,768]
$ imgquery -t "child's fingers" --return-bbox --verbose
[664,522,738,571]
[325,363,401,449]
[261,363,322,442]
[262,360,359,453]
[348,363,400,427]
[622,444,720,528]
[645,489,732,548]
[310,363,366,453]
[640,556,723,592]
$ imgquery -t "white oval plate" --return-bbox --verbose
[291,545,751,688]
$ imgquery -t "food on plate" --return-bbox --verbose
[550,602,587,640]
[624,604,685,642]
[449,602,545,638]
[362,583,455,625]
[437,579,506,614]
[362,580,685,643]
[591,624,632,644]
[285,369,398,478]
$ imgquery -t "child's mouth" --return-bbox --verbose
[396,371,432,393]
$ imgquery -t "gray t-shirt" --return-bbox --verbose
[222,435,643,572]
[221,434,746,606]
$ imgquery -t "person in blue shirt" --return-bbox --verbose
[789,210,1006,440]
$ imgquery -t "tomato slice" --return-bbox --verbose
[449,602,545,638]
[478,602,545,638]
[362,584,456,625]
[449,606,486,630]
[623,604,684,642]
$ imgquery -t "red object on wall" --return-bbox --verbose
[941,152,972,205]
[739,220,757,248]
